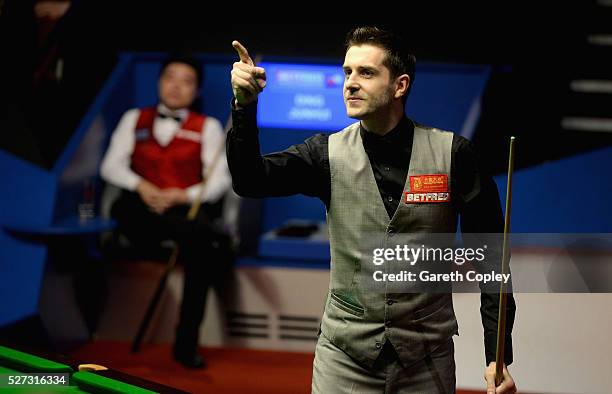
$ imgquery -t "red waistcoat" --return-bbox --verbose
[131,107,206,189]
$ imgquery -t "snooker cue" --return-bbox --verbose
[494,136,516,385]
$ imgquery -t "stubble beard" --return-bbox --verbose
[348,87,395,121]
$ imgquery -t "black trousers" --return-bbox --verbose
[110,191,233,355]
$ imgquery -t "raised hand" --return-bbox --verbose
[231,40,267,107]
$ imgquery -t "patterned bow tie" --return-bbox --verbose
[157,112,182,122]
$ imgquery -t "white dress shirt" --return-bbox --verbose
[100,104,231,203]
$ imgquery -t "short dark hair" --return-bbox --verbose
[344,26,416,101]
[159,53,203,87]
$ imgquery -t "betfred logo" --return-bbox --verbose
[404,192,450,204]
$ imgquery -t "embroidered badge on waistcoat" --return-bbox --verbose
[135,129,150,141]
[404,174,450,203]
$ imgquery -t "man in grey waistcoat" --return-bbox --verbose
[227,26,517,394]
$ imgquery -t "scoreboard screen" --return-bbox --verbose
[257,62,353,131]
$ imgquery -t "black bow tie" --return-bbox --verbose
[157,112,182,122]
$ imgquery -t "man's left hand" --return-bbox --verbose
[158,188,189,212]
[484,362,517,394]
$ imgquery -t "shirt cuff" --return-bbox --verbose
[484,330,513,366]
[124,174,143,192]
[186,184,201,202]
[231,100,257,133]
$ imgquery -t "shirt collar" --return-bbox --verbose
[360,116,414,150]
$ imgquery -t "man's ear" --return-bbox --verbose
[394,74,410,100]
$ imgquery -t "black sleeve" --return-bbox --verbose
[453,134,516,366]
[226,101,331,206]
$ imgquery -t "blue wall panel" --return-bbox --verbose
[496,146,612,233]
[407,63,490,134]
[0,151,56,325]
[201,62,234,124]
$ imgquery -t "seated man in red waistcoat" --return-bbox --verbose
[100,54,233,368]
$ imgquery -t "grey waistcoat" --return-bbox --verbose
[320,121,459,368]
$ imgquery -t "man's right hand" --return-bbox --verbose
[484,362,517,394]
[231,40,267,107]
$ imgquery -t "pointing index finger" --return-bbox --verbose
[232,40,254,66]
